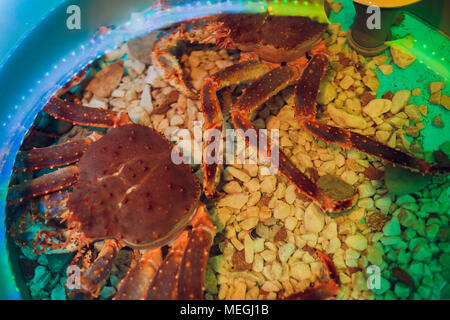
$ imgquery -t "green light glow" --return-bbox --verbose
[385,35,450,82]
[268,0,329,23]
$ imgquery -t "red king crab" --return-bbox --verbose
[6,12,448,300]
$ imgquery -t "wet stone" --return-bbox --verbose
[384,166,431,195]
[317,174,356,201]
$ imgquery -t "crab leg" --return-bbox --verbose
[285,250,340,300]
[295,54,449,175]
[14,133,102,172]
[201,61,272,197]
[77,239,122,298]
[145,231,190,300]
[43,97,132,128]
[7,165,79,206]
[177,204,216,300]
[114,248,162,300]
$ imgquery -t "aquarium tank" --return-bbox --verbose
[0,0,448,301]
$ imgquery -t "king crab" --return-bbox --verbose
[6,11,448,300]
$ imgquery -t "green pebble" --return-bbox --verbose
[21,247,38,261]
[386,250,398,262]
[110,275,120,288]
[439,141,450,157]
[99,286,116,299]
[397,250,411,265]
[50,284,66,300]
[439,253,450,266]
[403,228,417,241]
[373,277,391,295]
[31,266,51,289]
[396,194,416,205]
[204,267,218,295]
[381,236,403,246]
[408,261,423,276]
[418,285,431,299]
[208,255,223,273]
[439,242,450,253]
[384,166,431,195]
[37,255,48,266]
[415,210,429,219]
[422,276,434,287]
[47,253,74,273]
[412,242,432,262]
[440,284,450,300]
[383,216,401,236]
[408,237,427,251]
[429,259,443,272]
[414,220,426,236]
[394,283,410,298]
[384,290,397,300]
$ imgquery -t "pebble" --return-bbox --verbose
[391,90,411,114]
[367,246,383,265]
[385,166,432,195]
[290,262,312,281]
[358,181,376,198]
[390,47,415,69]
[100,286,117,299]
[278,243,296,262]
[364,99,392,119]
[317,174,356,201]
[273,201,291,219]
[50,284,66,300]
[260,176,277,194]
[345,234,368,251]
[380,236,403,246]
[218,193,248,210]
[128,106,151,126]
[140,84,153,114]
[383,216,401,236]
[304,203,325,233]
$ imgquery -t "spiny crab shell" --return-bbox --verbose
[211,13,328,63]
[67,124,200,248]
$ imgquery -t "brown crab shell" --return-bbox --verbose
[67,124,200,248]
[216,13,328,63]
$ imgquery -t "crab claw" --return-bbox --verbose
[76,239,122,298]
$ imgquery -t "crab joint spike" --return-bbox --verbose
[78,239,121,298]
[7,165,79,206]
[43,97,132,128]
[14,133,102,172]
[114,248,162,300]
[145,231,190,300]
[177,205,216,300]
